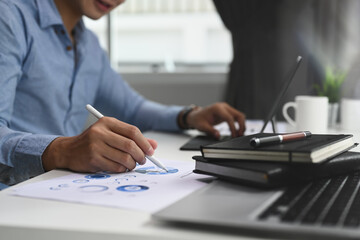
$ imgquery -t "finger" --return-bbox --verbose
[97,156,129,173]
[100,142,138,170]
[225,117,238,138]
[217,108,238,137]
[104,131,146,164]
[103,117,154,155]
[147,138,158,150]
[80,150,128,173]
[235,114,246,135]
[198,122,221,139]
[226,106,246,135]
[83,140,136,173]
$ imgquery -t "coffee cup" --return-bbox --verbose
[340,98,360,131]
[282,95,329,133]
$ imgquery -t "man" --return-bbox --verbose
[0,0,245,187]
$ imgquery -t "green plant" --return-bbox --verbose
[313,67,347,103]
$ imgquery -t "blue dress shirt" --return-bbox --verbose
[0,0,183,186]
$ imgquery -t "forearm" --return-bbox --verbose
[133,100,184,132]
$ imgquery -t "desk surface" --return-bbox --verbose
[1,127,359,240]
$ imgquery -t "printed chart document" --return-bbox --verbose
[11,159,209,213]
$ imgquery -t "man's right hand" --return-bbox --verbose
[42,117,157,173]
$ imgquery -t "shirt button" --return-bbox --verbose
[61,30,66,35]
[66,46,72,51]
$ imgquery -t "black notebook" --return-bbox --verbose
[193,151,360,187]
[201,133,356,164]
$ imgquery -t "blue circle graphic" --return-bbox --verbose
[85,173,111,179]
[79,185,109,192]
[135,166,178,175]
[123,175,136,178]
[73,179,90,184]
[116,185,149,192]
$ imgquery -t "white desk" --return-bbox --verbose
[0,131,264,240]
[0,128,359,240]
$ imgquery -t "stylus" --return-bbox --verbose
[86,104,169,172]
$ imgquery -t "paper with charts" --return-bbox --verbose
[12,159,209,213]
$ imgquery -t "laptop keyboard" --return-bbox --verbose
[259,171,360,227]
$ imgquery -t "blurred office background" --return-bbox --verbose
[85,0,360,119]
[85,0,228,108]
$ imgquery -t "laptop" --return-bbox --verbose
[153,56,360,238]
[179,56,303,151]
[153,172,360,239]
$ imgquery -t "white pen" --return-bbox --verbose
[86,104,168,172]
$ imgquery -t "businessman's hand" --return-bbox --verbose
[42,117,157,173]
[185,102,246,139]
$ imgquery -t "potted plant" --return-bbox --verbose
[313,66,347,127]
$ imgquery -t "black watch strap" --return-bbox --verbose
[181,104,198,129]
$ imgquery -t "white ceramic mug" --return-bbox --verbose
[282,95,329,133]
[340,98,360,131]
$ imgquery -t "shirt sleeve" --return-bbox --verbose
[0,2,59,186]
[93,50,184,132]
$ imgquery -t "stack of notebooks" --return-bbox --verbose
[194,133,360,187]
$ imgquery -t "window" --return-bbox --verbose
[84,0,231,73]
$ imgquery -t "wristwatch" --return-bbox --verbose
[178,104,199,129]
